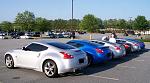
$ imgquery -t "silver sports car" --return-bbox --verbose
[116,38,140,52]
[91,40,126,58]
[4,41,88,77]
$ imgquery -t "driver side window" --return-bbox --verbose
[25,43,48,52]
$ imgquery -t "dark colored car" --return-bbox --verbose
[10,32,20,39]
[32,32,41,37]
[48,33,57,38]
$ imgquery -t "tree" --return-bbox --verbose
[117,19,127,29]
[52,19,67,30]
[67,19,80,30]
[106,19,118,29]
[0,21,13,32]
[133,16,149,30]
[79,14,100,32]
[97,18,104,29]
[148,20,150,29]
[15,11,35,31]
[35,17,51,32]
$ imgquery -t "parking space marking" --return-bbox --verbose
[88,75,119,81]
[117,65,136,69]
[134,59,145,62]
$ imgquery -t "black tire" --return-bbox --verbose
[43,60,58,78]
[86,53,93,66]
[5,55,14,69]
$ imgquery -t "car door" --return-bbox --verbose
[17,43,48,69]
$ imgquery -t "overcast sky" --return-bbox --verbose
[0,0,150,22]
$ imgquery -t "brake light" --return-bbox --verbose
[60,52,74,59]
[133,43,138,46]
[115,46,121,50]
[96,48,103,53]
[123,44,129,49]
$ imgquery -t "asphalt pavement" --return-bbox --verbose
[0,35,150,83]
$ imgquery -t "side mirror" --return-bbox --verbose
[22,47,29,51]
[22,47,26,50]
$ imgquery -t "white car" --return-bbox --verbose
[4,41,88,77]
[20,35,32,39]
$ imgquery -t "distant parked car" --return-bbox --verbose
[126,30,135,35]
[67,40,112,65]
[48,32,57,38]
[116,39,132,53]
[20,34,32,39]
[0,32,6,39]
[32,32,41,37]
[56,33,64,38]
[124,38,145,50]
[4,41,88,77]
[116,38,141,52]
[91,40,126,58]
[9,32,20,39]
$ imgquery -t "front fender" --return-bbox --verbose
[4,52,17,67]
[38,53,64,73]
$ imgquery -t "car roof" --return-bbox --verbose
[32,41,63,47]
[68,40,105,48]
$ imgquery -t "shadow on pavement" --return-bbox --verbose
[61,48,150,77]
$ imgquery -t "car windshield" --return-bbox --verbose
[47,42,75,49]
[125,39,139,43]
[87,41,103,46]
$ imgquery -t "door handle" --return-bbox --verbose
[37,53,41,57]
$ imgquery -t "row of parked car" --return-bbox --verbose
[0,31,76,39]
[4,38,145,77]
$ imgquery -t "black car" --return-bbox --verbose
[10,32,20,39]
[49,33,57,38]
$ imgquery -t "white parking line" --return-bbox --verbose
[134,59,145,62]
[88,75,119,81]
[117,66,136,69]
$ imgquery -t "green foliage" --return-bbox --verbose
[67,19,80,30]
[1,11,150,32]
[133,16,149,30]
[35,17,51,32]
[79,14,102,32]
[117,19,127,29]
[0,21,13,32]
[52,19,67,30]
[15,11,35,31]
[106,19,118,28]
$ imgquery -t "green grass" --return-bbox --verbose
[137,39,150,42]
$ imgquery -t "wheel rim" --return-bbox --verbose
[44,62,55,76]
[6,56,13,67]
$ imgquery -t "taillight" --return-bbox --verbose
[115,46,121,50]
[133,43,138,46]
[96,48,103,53]
[60,52,74,59]
[123,44,129,49]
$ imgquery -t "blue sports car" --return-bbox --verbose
[66,40,112,65]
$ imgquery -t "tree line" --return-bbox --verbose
[0,11,150,33]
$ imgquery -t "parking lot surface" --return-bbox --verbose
[0,38,150,83]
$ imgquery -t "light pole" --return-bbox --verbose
[72,0,73,20]
[129,17,132,30]
[71,0,74,30]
